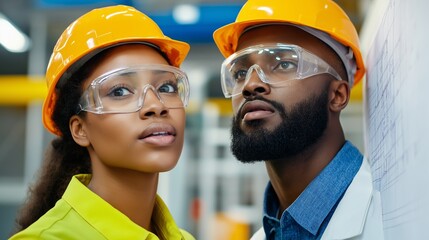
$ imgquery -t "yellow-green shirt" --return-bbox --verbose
[10,174,195,240]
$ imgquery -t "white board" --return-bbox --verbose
[363,0,429,238]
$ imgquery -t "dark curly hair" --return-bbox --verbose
[12,52,108,232]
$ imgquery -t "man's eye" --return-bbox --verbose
[233,70,248,82]
[276,61,297,70]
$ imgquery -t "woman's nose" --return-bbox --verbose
[139,87,169,118]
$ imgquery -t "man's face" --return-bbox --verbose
[230,25,342,163]
[231,88,329,162]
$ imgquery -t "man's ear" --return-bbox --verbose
[329,80,350,112]
[69,115,90,147]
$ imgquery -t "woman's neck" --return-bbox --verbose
[88,167,159,230]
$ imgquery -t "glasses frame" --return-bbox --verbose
[220,43,342,98]
[77,64,190,114]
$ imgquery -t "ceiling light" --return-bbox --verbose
[173,4,200,25]
[0,13,31,53]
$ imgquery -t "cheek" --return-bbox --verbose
[85,114,131,143]
[232,97,243,115]
[273,82,315,103]
[173,109,186,138]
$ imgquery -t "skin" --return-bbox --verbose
[233,25,351,215]
[69,44,186,230]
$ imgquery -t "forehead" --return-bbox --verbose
[237,25,336,63]
[83,44,169,87]
[98,44,169,68]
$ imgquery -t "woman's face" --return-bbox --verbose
[72,44,186,173]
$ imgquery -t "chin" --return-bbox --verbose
[142,153,181,173]
[145,162,179,173]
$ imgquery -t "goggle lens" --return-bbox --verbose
[220,44,341,98]
[78,64,189,114]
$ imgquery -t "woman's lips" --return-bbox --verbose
[240,100,276,121]
[139,123,176,146]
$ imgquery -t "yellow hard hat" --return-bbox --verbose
[213,0,364,86]
[43,5,190,135]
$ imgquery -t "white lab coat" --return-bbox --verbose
[251,158,384,240]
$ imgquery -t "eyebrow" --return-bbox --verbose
[117,71,137,77]
[152,69,174,75]
[116,69,173,78]
[230,54,253,68]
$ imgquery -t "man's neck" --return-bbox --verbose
[265,131,345,215]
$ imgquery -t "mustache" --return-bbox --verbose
[237,96,286,119]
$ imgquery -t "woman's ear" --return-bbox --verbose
[329,80,350,112]
[69,115,90,147]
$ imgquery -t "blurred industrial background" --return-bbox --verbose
[0,0,371,239]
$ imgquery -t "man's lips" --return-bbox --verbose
[240,100,276,121]
[139,123,177,145]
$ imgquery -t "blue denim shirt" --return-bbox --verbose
[262,141,363,240]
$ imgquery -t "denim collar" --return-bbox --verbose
[263,141,363,236]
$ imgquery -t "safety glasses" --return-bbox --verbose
[77,64,189,114]
[220,44,341,98]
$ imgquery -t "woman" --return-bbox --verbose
[10,5,194,240]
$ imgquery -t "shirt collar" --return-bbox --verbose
[62,174,185,239]
[263,141,363,236]
[322,157,377,239]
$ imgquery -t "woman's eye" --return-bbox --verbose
[159,83,177,93]
[233,70,247,82]
[108,87,133,97]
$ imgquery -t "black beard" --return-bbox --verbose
[230,90,329,163]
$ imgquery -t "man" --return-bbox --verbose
[213,0,384,239]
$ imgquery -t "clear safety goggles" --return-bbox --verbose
[220,44,342,98]
[77,64,189,114]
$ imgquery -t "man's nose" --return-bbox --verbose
[241,65,271,98]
